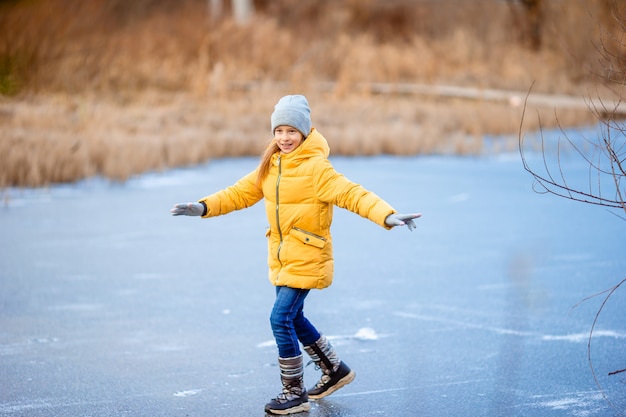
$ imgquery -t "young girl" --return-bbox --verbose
[171,95,421,415]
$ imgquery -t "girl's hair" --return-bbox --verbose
[256,140,279,187]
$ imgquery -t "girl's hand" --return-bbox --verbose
[171,202,205,216]
[385,213,422,231]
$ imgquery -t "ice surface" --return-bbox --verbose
[1,137,625,416]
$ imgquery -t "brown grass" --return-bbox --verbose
[0,0,618,187]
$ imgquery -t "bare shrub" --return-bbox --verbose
[518,2,626,411]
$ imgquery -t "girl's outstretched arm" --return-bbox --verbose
[314,159,421,230]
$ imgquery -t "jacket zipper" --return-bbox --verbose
[275,156,283,281]
[292,227,326,242]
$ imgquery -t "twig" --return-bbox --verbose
[572,278,626,411]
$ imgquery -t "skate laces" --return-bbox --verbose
[272,386,304,403]
[305,359,321,370]
[313,374,332,389]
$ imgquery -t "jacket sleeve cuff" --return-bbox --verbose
[382,210,397,230]
[199,201,208,217]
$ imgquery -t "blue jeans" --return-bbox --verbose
[270,286,321,358]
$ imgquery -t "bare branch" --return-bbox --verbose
[580,278,626,411]
[521,3,626,412]
[518,96,626,210]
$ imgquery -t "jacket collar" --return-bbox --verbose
[276,128,330,165]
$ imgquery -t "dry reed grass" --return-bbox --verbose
[0,89,597,187]
[0,0,617,187]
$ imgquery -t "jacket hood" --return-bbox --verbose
[279,128,330,163]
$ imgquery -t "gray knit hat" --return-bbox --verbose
[270,95,312,138]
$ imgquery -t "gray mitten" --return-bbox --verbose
[384,213,422,231]
[171,202,205,216]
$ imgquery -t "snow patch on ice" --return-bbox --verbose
[256,327,384,348]
[394,311,535,337]
[542,330,626,342]
[532,391,605,417]
[256,340,275,348]
[228,370,254,377]
[353,327,379,341]
[540,398,581,409]
[395,310,626,343]
[0,399,55,413]
[333,378,488,398]
[173,388,203,397]
[551,253,596,263]
[0,337,60,355]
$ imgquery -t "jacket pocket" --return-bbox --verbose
[291,227,326,249]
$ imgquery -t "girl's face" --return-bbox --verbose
[274,125,304,154]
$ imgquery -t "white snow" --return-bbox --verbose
[173,388,204,397]
[353,327,379,341]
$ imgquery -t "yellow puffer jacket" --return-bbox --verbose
[199,128,396,289]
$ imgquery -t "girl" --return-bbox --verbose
[171,95,421,415]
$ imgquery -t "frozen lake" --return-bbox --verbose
[1,137,625,416]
